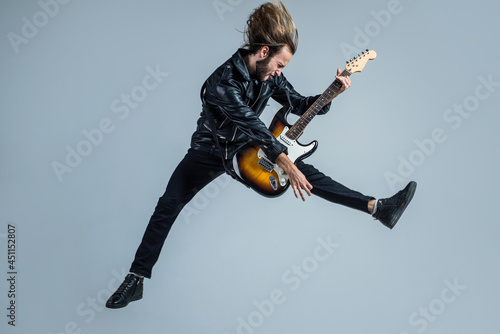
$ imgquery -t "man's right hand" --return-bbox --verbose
[275,153,313,201]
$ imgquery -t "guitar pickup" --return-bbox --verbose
[258,156,274,172]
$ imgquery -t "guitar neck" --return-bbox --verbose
[285,69,351,140]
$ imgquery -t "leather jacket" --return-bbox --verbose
[191,48,331,166]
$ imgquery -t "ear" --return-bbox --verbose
[259,46,270,59]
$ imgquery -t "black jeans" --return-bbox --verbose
[130,148,373,278]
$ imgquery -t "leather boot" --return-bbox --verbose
[106,274,143,309]
[373,181,417,229]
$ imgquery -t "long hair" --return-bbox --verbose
[243,1,299,56]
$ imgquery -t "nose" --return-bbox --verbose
[275,69,282,76]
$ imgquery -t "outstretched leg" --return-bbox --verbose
[106,148,225,309]
[296,160,417,228]
[296,160,374,214]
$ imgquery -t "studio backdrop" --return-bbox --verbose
[1,0,499,333]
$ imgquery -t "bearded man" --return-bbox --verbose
[106,1,416,309]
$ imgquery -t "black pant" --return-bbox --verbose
[130,148,373,278]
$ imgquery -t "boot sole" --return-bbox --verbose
[106,293,143,309]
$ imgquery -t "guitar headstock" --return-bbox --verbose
[345,50,377,74]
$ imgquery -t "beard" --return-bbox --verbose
[255,56,273,82]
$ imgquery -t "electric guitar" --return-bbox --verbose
[233,50,377,197]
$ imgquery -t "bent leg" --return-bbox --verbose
[130,149,225,278]
[296,160,374,214]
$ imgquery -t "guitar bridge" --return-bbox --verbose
[258,156,274,172]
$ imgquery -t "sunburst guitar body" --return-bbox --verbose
[235,109,317,197]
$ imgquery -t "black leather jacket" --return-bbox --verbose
[191,48,331,165]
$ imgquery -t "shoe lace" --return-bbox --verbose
[114,276,138,297]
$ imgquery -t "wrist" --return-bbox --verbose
[275,153,294,172]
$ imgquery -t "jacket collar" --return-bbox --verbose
[231,48,286,87]
[231,49,252,82]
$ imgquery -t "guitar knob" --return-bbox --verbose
[279,178,286,186]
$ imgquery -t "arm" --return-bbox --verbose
[271,74,331,116]
[272,69,351,116]
[205,79,286,162]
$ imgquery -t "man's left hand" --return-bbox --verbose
[335,68,351,93]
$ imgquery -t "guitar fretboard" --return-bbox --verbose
[286,69,351,140]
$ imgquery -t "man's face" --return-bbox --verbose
[255,46,292,82]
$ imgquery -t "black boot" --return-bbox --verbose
[106,274,144,309]
[373,181,417,229]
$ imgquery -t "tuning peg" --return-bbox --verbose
[365,49,369,52]
[362,51,365,55]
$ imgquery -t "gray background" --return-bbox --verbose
[1,0,499,333]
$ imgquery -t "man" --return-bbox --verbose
[106,1,416,309]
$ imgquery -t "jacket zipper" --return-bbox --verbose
[249,81,265,109]
[219,118,227,129]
